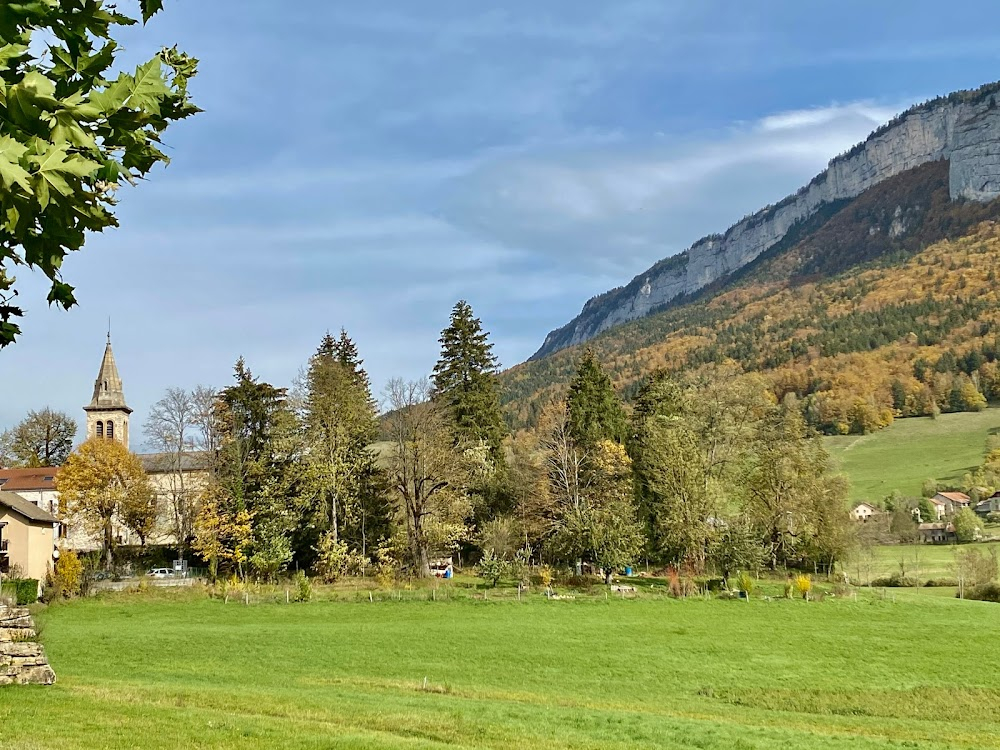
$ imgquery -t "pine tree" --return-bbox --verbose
[432,301,508,463]
[566,349,628,447]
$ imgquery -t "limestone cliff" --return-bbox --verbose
[532,82,1000,359]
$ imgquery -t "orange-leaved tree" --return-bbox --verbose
[56,438,155,568]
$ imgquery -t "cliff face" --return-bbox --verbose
[532,84,1000,359]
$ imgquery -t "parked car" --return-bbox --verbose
[147,568,174,578]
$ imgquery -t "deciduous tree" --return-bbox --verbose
[56,438,154,568]
[0,1,199,346]
[383,378,469,577]
[2,407,77,466]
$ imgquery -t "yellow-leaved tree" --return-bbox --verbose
[56,438,155,569]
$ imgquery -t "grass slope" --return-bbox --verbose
[824,408,1000,501]
[6,593,1000,749]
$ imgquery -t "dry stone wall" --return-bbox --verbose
[533,86,1000,358]
[0,605,56,685]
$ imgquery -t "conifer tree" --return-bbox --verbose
[432,301,508,463]
[298,332,384,560]
[566,349,628,447]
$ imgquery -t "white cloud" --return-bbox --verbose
[439,100,913,273]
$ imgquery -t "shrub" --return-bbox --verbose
[476,551,508,588]
[871,574,920,587]
[1,578,39,605]
[293,571,312,602]
[734,571,755,598]
[924,578,959,587]
[964,582,1000,602]
[794,574,813,600]
[987,511,1000,525]
[47,549,83,599]
[667,567,682,597]
[313,534,352,583]
[537,565,553,591]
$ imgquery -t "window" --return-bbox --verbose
[96,421,104,438]
[104,380,108,391]
[107,421,114,440]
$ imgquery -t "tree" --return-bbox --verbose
[566,349,627,447]
[540,405,642,582]
[144,387,208,555]
[383,378,469,577]
[953,507,983,543]
[56,438,154,568]
[297,332,380,551]
[742,405,839,570]
[2,407,77,466]
[0,1,199,347]
[431,300,507,464]
[208,358,294,580]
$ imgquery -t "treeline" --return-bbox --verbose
[51,301,852,585]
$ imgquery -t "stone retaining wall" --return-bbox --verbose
[0,605,56,685]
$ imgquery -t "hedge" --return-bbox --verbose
[1,578,39,605]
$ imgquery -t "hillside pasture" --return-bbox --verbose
[824,409,1000,501]
[5,591,1000,749]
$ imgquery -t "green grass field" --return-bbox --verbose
[864,541,1000,581]
[5,590,1000,749]
[824,408,1000,501]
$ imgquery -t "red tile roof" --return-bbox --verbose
[936,491,970,503]
[0,467,59,491]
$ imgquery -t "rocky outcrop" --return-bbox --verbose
[0,605,56,685]
[533,83,1000,359]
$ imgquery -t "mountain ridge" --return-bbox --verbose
[532,81,1000,359]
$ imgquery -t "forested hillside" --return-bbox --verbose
[503,160,1000,434]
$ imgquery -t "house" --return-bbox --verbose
[933,492,971,516]
[918,522,956,544]
[0,491,59,586]
[975,493,1000,519]
[0,467,60,517]
[850,503,878,522]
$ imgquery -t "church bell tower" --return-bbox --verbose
[83,334,132,448]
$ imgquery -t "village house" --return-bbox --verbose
[850,502,878,522]
[0,491,58,585]
[0,468,60,517]
[917,522,956,544]
[975,492,1000,519]
[933,492,971,516]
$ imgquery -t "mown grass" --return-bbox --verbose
[865,540,1000,580]
[4,589,1000,749]
[824,408,1000,501]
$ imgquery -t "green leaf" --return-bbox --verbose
[0,136,31,192]
[140,0,165,24]
[126,58,170,111]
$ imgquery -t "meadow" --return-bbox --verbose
[4,588,1000,749]
[824,408,1000,501]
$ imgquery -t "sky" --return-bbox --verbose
[4,0,1000,446]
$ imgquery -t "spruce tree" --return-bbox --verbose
[431,300,508,463]
[301,332,381,549]
[566,349,628,447]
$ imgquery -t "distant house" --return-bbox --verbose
[918,522,956,544]
[0,490,59,586]
[850,503,878,522]
[975,493,1000,519]
[933,492,971,516]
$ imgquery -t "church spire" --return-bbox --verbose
[87,337,130,411]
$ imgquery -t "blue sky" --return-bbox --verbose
[4,0,1000,445]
